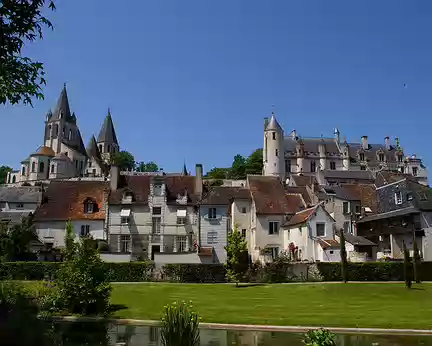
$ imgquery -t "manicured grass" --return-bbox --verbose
[110,283,432,329]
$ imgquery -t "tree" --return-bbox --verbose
[0,0,56,106]
[0,216,37,261]
[62,220,76,261]
[339,230,348,283]
[245,148,263,175]
[225,224,248,287]
[110,151,135,171]
[403,241,412,289]
[205,167,230,180]
[413,234,421,284]
[230,154,246,179]
[136,161,159,172]
[0,166,12,184]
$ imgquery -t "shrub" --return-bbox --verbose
[160,301,200,346]
[161,264,226,283]
[303,329,336,346]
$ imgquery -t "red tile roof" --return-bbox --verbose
[340,184,378,213]
[201,186,250,205]
[285,186,313,206]
[34,181,109,221]
[283,206,317,227]
[248,175,292,215]
[318,239,340,249]
[284,193,307,213]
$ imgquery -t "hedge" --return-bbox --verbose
[0,261,154,282]
[161,264,227,283]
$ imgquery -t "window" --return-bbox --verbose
[85,202,94,214]
[394,191,403,205]
[412,167,418,176]
[379,153,384,162]
[330,161,336,170]
[120,235,131,253]
[153,184,163,196]
[398,155,403,163]
[343,221,350,233]
[360,166,366,171]
[107,145,111,153]
[80,225,90,237]
[152,207,162,215]
[68,129,72,140]
[355,205,361,214]
[316,223,325,237]
[343,202,349,214]
[268,221,279,235]
[92,169,96,176]
[208,208,217,219]
[152,217,161,234]
[241,207,246,214]
[177,217,186,225]
[121,216,130,225]
[359,153,365,161]
[310,161,316,173]
[329,250,334,254]
[31,162,36,173]
[99,145,103,153]
[54,124,58,137]
[64,152,68,156]
[407,193,413,201]
[178,236,187,252]
[286,160,291,173]
[272,132,276,140]
[270,247,279,260]
[419,192,428,201]
[16,203,24,209]
[241,229,246,238]
[21,167,25,175]
[88,160,92,168]
[207,231,218,244]
[275,149,279,157]
[51,165,55,174]
[12,176,16,183]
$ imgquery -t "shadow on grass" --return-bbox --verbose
[108,304,128,313]
[234,283,267,288]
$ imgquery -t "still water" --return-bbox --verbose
[24,322,432,346]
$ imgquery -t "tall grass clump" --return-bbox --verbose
[160,301,200,346]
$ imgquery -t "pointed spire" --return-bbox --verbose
[265,110,283,132]
[182,162,188,176]
[86,135,102,159]
[97,108,119,145]
[52,84,72,121]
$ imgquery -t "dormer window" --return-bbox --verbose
[359,153,365,161]
[122,191,134,203]
[153,183,163,196]
[84,198,97,214]
[378,153,385,162]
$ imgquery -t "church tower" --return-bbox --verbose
[263,112,285,179]
[97,109,119,164]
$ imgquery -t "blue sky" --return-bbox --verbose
[1,0,432,174]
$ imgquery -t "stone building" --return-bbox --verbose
[6,85,119,185]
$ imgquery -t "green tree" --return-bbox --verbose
[245,148,263,175]
[136,161,159,172]
[413,234,421,284]
[62,220,76,261]
[0,216,37,261]
[403,241,412,289]
[0,166,12,184]
[225,224,248,287]
[205,167,230,180]
[339,230,348,283]
[230,154,246,179]
[111,151,135,171]
[0,0,56,106]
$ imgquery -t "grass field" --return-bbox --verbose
[109,282,432,329]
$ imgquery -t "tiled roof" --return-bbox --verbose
[201,186,250,205]
[109,175,151,204]
[289,174,317,187]
[340,184,378,213]
[284,193,306,213]
[318,239,340,250]
[248,175,291,215]
[33,181,109,221]
[408,181,432,211]
[285,186,313,206]
[0,187,42,203]
[321,185,360,201]
[165,176,198,205]
[322,169,374,181]
[375,171,418,187]
[284,137,340,157]
[335,229,376,246]
[283,206,317,227]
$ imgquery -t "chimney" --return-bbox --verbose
[195,164,203,199]
[361,136,368,150]
[264,117,269,130]
[110,165,120,191]
[385,136,390,150]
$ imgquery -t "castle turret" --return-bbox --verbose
[263,113,285,179]
[97,109,119,164]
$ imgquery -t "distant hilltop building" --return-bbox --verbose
[6,85,120,185]
[263,113,428,185]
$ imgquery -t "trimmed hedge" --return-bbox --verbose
[161,264,227,283]
[0,261,154,282]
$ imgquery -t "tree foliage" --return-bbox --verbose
[225,224,248,287]
[110,151,135,171]
[0,166,12,184]
[339,230,348,283]
[0,216,37,261]
[136,161,159,172]
[205,149,263,180]
[0,0,56,106]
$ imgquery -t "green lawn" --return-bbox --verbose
[110,283,432,329]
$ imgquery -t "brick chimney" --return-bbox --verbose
[195,164,203,199]
[110,165,120,191]
[361,136,368,150]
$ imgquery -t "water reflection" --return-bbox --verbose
[1,321,432,346]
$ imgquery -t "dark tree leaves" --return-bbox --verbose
[0,165,12,184]
[110,151,135,171]
[136,161,159,172]
[0,0,56,106]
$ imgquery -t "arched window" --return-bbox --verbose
[39,162,45,173]
[12,176,16,183]
[51,165,55,174]
[21,166,25,175]
[54,124,59,137]
[31,162,36,173]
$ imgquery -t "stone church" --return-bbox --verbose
[6,86,120,185]
[263,113,428,185]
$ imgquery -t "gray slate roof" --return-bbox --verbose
[0,211,32,225]
[265,114,283,132]
[321,186,360,201]
[335,229,376,246]
[284,137,340,156]
[0,187,42,203]
[97,110,118,144]
[322,169,374,181]
[48,85,75,123]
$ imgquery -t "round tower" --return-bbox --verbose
[263,113,285,179]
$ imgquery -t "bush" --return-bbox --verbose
[161,264,226,283]
[160,301,200,346]
[303,329,336,346]
[104,262,154,282]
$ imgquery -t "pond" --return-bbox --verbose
[8,321,432,346]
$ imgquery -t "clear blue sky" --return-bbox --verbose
[1,0,432,174]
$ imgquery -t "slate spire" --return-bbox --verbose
[97,108,119,145]
[52,84,72,121]
[86,135,102,160]
[182,162,188,176]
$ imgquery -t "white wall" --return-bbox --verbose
[200,205,228,263]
